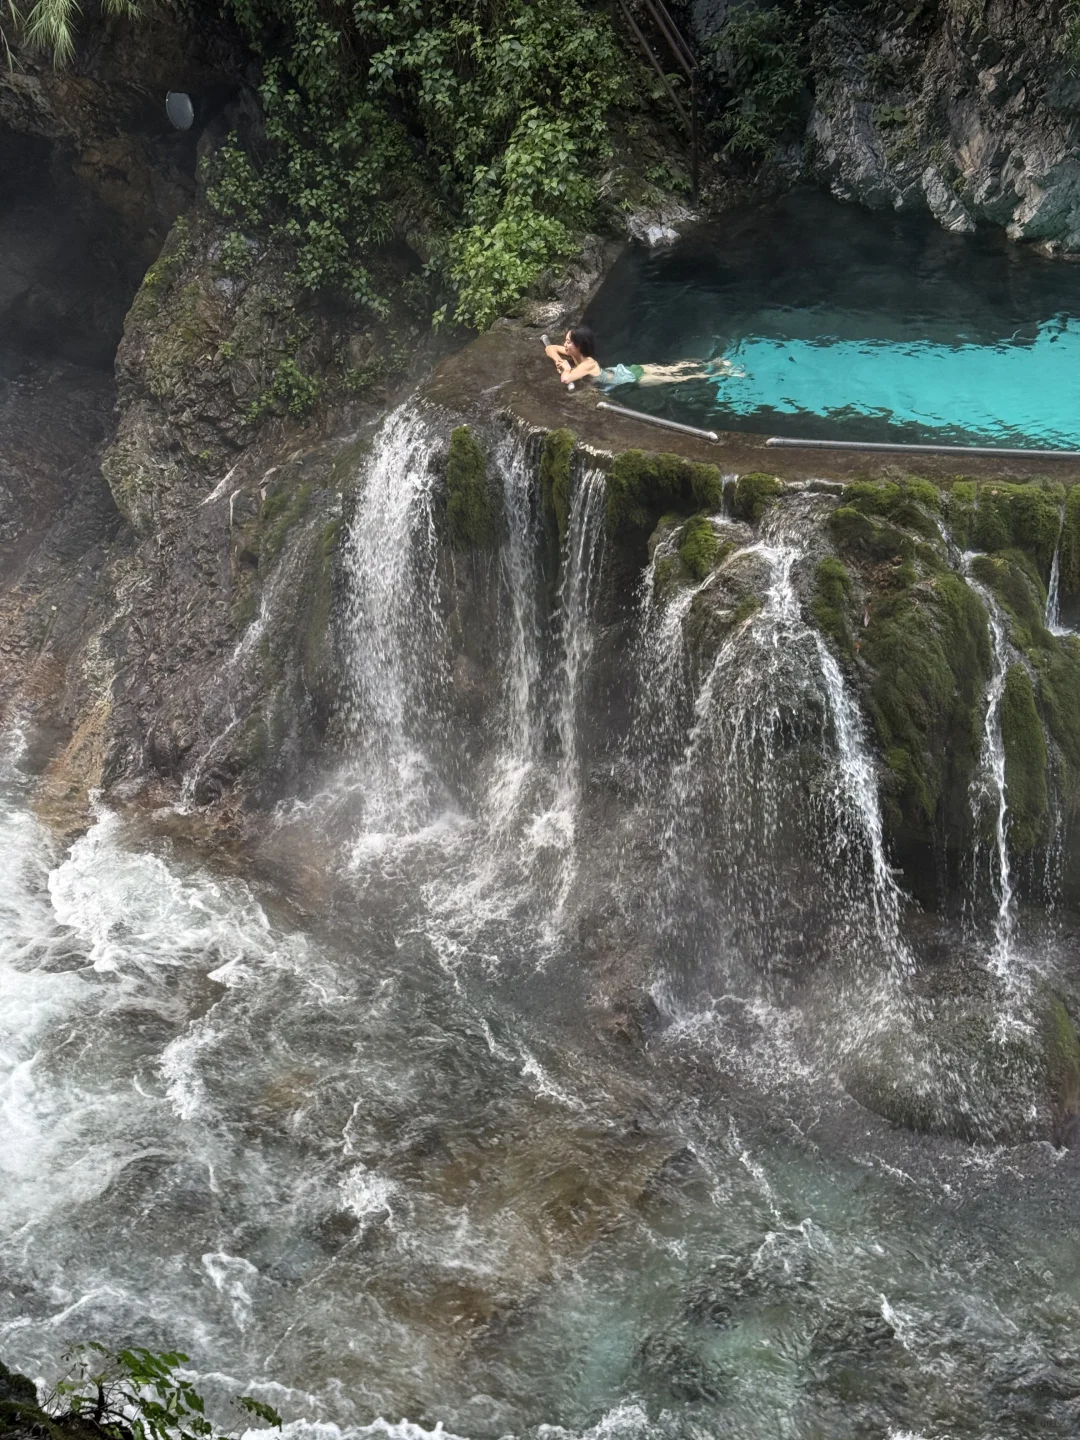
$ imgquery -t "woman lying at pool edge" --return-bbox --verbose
[545,325,740,388]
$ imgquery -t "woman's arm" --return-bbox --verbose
[545,344,571,375]
[560,357,601,384]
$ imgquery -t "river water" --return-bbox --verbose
[3,410,1080,1438]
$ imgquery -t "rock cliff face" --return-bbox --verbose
[688,0,1080,253]
[4,0,1080,844]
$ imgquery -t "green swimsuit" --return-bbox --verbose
[598,363,645,388]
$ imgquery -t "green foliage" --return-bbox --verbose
[875,104,908,129]
[445,425,499,549]
[247,357,323,422]
[679,514,719,581]
[862,571,991,836]
[706,3,807,160]
[3,0,137,66]
[210,0,630,328]
[539,427,575,549]
[48,1344,280,1440]
[605,449,724,539]
[731,471,783,522]
[218,231,256,278]
[999,664,1048,853]
[812,555,853,656]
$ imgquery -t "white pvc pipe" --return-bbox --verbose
[596,399,719,443]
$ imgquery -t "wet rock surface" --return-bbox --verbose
[688,0,1080,254]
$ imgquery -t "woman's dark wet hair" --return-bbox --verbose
[568,325,595,358]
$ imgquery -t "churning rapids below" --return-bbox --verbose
[4,406,1080,1439]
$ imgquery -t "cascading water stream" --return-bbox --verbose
[6,411,1080,1438]
[1046,507,1068,635]
[964,561,1016,980]
[529,468,606,867]
[650,498,911,992]
[341,404,451,846]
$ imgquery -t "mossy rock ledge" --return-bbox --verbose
[605,449,724,543]
[539,427,575,551]
[824,477,991,845]
[445,425,502,550]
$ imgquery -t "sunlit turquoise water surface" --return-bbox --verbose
[586,190,1080,448]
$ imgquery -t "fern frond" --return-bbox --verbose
[2,0,24,67]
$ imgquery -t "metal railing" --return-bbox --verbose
[616,0,700,200]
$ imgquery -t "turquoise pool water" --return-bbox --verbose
[585,191,1080,449]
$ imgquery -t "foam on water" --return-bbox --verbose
[6,406,1080,1440]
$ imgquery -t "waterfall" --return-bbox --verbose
[1046,508,1066,634]
[341,404,451,843]
[625,529,703,780]
[336,411,610,957]
[543,468,607,849]
[964,564,1015,979]
[650,497,911,991]
[514,462,607,935]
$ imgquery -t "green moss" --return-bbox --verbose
[446,425,500,550]
[862,571,991,836]
[126,215,191,330]
[259,482,314,571]
[836,478,940,536]
[101,432,153,527]
[605,449,723,538]
[1000,664,1048,853]
[653,552,680,599]
[812,556,854,656]
[969,550,1052,654]
[732,595,762,626]
[1037,639,1080,812]
[1044,1000,1080,1125]
[731,471,783,522]
[830,505,914,563]
[679,514,719,581]
[1061,484,1080,597]
[145,279,220,400]
[303,519,341,703]
[232,571,260,628]
[944,478,1064,578]
[539,428,575,548]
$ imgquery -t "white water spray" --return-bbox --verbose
[652,498,911,983]
[341,405,450,842]
[1046,507,1070,635]
[964,563,1015,979]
